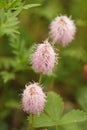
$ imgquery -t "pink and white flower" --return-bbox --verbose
[31,40,57,74]
[49,15,76,46]
[22,83,46,114]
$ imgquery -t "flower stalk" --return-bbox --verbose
[39,72,43,85]
[32,114,34,130]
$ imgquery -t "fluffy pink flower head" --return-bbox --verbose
[49,15,76,46]
[22,83,46,114]
[31,40,57,74]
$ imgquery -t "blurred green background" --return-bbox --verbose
[0,0,87,130]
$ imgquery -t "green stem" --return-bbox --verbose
[27,123,29,130]
[56,125,58,130]
[39,72,43,85]
[32,114,34,130]
[49,77,54,91]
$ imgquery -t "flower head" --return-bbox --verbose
[31,40,57,74]
[22,83,46,114]
[49,15,76,46]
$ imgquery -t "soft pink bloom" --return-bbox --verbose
[49,15,76,46]
[22,83,46,114]
[31,40,57,74]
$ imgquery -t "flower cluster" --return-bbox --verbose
[21,15,76,115]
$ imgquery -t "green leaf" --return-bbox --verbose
[0,71,15,83]
[60,123,82,130]
[28,93,87,128]
[23,4,41,10]
[0,57,15,69]
[29,112,56,128]
[45,92,64,121]
[59,110,87,125]
[0,0,23,10]
[0,9,20,37]
[9,37,36,72]
[76,87,87,112]
[28,92,64,128]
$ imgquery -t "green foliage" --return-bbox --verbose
[62,46,87,62]
[76,87,87,112]
[0,0,41,83]
[23,4,41,10]
[0,0,23,10]
[5,99,20,109]
[0,36,36,83]
[0,0,87,129]
[45,92,64,121]
[9,36,35,71]
[29,92,87,128]
[29,92,64,128]
[30,112,56,127]
[0,57,15,69]
[0,71,15,83]
[0,9,20,37]
[59,123,82,130]
[0,122,8,130]
[0,0,41,37]
[59,110,87,125]
[70,0,87,19]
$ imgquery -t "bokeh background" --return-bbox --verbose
[0,0,87,130]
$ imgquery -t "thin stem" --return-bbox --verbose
[49,77,54,91]
[39,72,43,85]
[56,125,58,130]
[27,120,30,130]
[32,114,34,130]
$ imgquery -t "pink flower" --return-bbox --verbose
[31,40,57,74]
[22,83,46,114]
[49,15,76,46]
